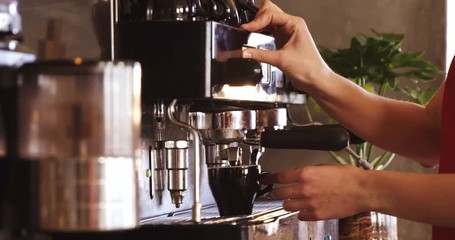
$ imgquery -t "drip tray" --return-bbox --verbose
[45,200,337,240]
[138,200,338,240]
[141,200,291,225]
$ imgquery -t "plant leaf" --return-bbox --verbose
[315,30,441,170]
[362,83,376,93]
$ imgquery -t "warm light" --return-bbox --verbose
[215,84,270,101]
[9,2,18,15]
[132,63,142,130]
[74,57,83,65]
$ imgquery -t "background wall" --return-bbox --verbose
[17,0,447,239]
[18,0,98,59]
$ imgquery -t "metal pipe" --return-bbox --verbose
[110,0,117,60]
[167,99,201,223]
[344,147,373,170]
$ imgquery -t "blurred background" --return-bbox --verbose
[17,0,452,239]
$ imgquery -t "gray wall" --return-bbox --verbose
[17,0,447,239]
[18,0,98,59]
[258,0,446,70]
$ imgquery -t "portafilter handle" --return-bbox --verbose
[260,124,373,170]
[260,124,351,151]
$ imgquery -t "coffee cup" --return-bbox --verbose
[208,164,272,217]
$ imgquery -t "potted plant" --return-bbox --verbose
[305,30,441,239]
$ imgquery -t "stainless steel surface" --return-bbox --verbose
[17,61,142,160]
[189,110,256,149]
[256,108,287,129]
[151,141,165,192]
[167,100,202,223]
[0,0,21,50]
[211,27,305,103]
[223,146,243,166]
[150,102,166,194]
[135,101,215,222]
[189,110,256,130]
[38,157,139,231]
[110,0,116,60]
[245,108,288,145]
[165,140,189,208]
[141,200,339,240]
[117,21,306,104]
[16,60,142,231]
[205,143,229,166]
[0,49,35,66]
[198,129,246,145]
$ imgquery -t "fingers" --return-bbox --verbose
[240,1,290,32]
[262,167,306,185]
[242,48,283,67]
[297,209,320,221]
[283,199,307,211]
[283,200,320,221]
[284,199,330,221]
[273,184,309,199]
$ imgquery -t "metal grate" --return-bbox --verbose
[140,199,291,225]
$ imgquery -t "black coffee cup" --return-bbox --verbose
[208,165,273,217]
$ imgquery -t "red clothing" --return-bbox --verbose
[433,56,455,239]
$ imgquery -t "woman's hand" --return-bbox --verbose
[263,164,374,221]
[240,0,333,92]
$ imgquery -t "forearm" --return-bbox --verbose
[365,170,455,227]
[306,71,441,166]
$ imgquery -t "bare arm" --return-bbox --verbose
[368,168,455,227]
[241,0,442,166]
[264,165,455,228]
[309,72,443,166]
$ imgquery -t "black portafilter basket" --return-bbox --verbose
[260,124,365,152]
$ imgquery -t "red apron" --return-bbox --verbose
[433,56,455,239]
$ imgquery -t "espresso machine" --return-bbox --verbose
[112,0,342,239]
[0,0,351,239]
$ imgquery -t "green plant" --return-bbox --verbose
[306,30,441,170]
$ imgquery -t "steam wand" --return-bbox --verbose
[344,147,373,170]
[167,99,202,223]
[110,0,117,60]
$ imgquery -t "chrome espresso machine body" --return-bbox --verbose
[0,0,341,239]
[115,0,303,216]
[118,19,304,215]
[111,1,339,239]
